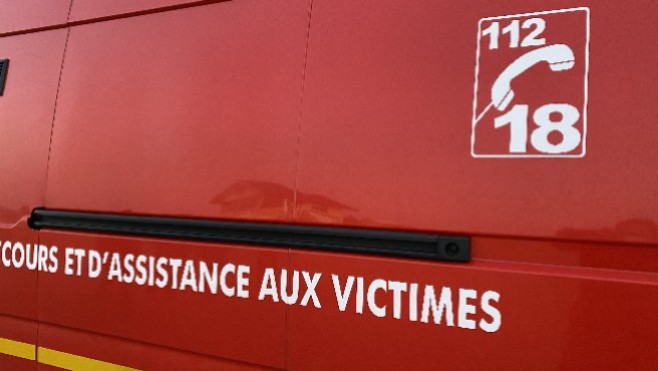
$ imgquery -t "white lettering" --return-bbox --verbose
[237,265,250,298]
[479,290,502,333]
[199,261,218,294]
[280,269,299,305]
[49,246,58,273]
[458,288,477,330]
[220,263,236,297]
[135,255,148,285]
[38,245,50,272]
[388,280,407,320]
[12,242,25,269]
[409,283,418,322]
[1,241,11,267]
[155,257,168,288]
[332,275,354,312]
[25,244,37,270]
[107,253,123,282]
[180,260,198,292]
[64,248,75,276]
[300,271,321,308]
[421,285,454,326]
[367,279,387,318]
[88,250,102,278]
[123,254,135,283]
[258,268,279,302]
[169,258,182,289]
[356,276,364,314]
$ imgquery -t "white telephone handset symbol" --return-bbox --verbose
[491,44,575,111]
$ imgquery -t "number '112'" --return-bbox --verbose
[481,18,547,50]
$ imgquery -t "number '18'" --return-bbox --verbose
[494,103,581,154]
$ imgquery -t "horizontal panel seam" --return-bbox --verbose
[0,0,233,38]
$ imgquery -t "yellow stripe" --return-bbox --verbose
[0,337,36,360]
[38,347,140,371]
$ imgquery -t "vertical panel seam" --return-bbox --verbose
[66,0,74,22]
[37,0,73,358]
[288,2,315,368]
[291,0,315,224]
[42,26,71,211]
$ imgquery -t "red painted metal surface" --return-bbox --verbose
[0,1,70,35]
[0,316,36,370]
[38,323,271,370]
[46,0,310,223]
[0,29,67,325]
[36,232,287,368]
[0,221,38,321]
[0,0,654,369]
[0,30,67,225]
[295,0,658,247]
[68,0,209,22]
[288,248,658,370]
[283,2,658,368]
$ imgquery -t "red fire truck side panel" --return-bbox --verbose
[0,223,38,323]
[0,1,70,35]
[0,28,67,337]
[0,0,655,369]
[68,0,210,22]
[0,30,67,226]
[287,243,658,370]
[46,0,310,223]
[0,315,37,370]
[286,0,658,369]
[37,323,271,370]
[295,0,658,246]
[38,230,289,368]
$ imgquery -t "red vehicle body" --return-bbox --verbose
[0,0,657,370]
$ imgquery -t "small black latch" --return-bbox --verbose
[0,59,9,96]
[437,236,470,262]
